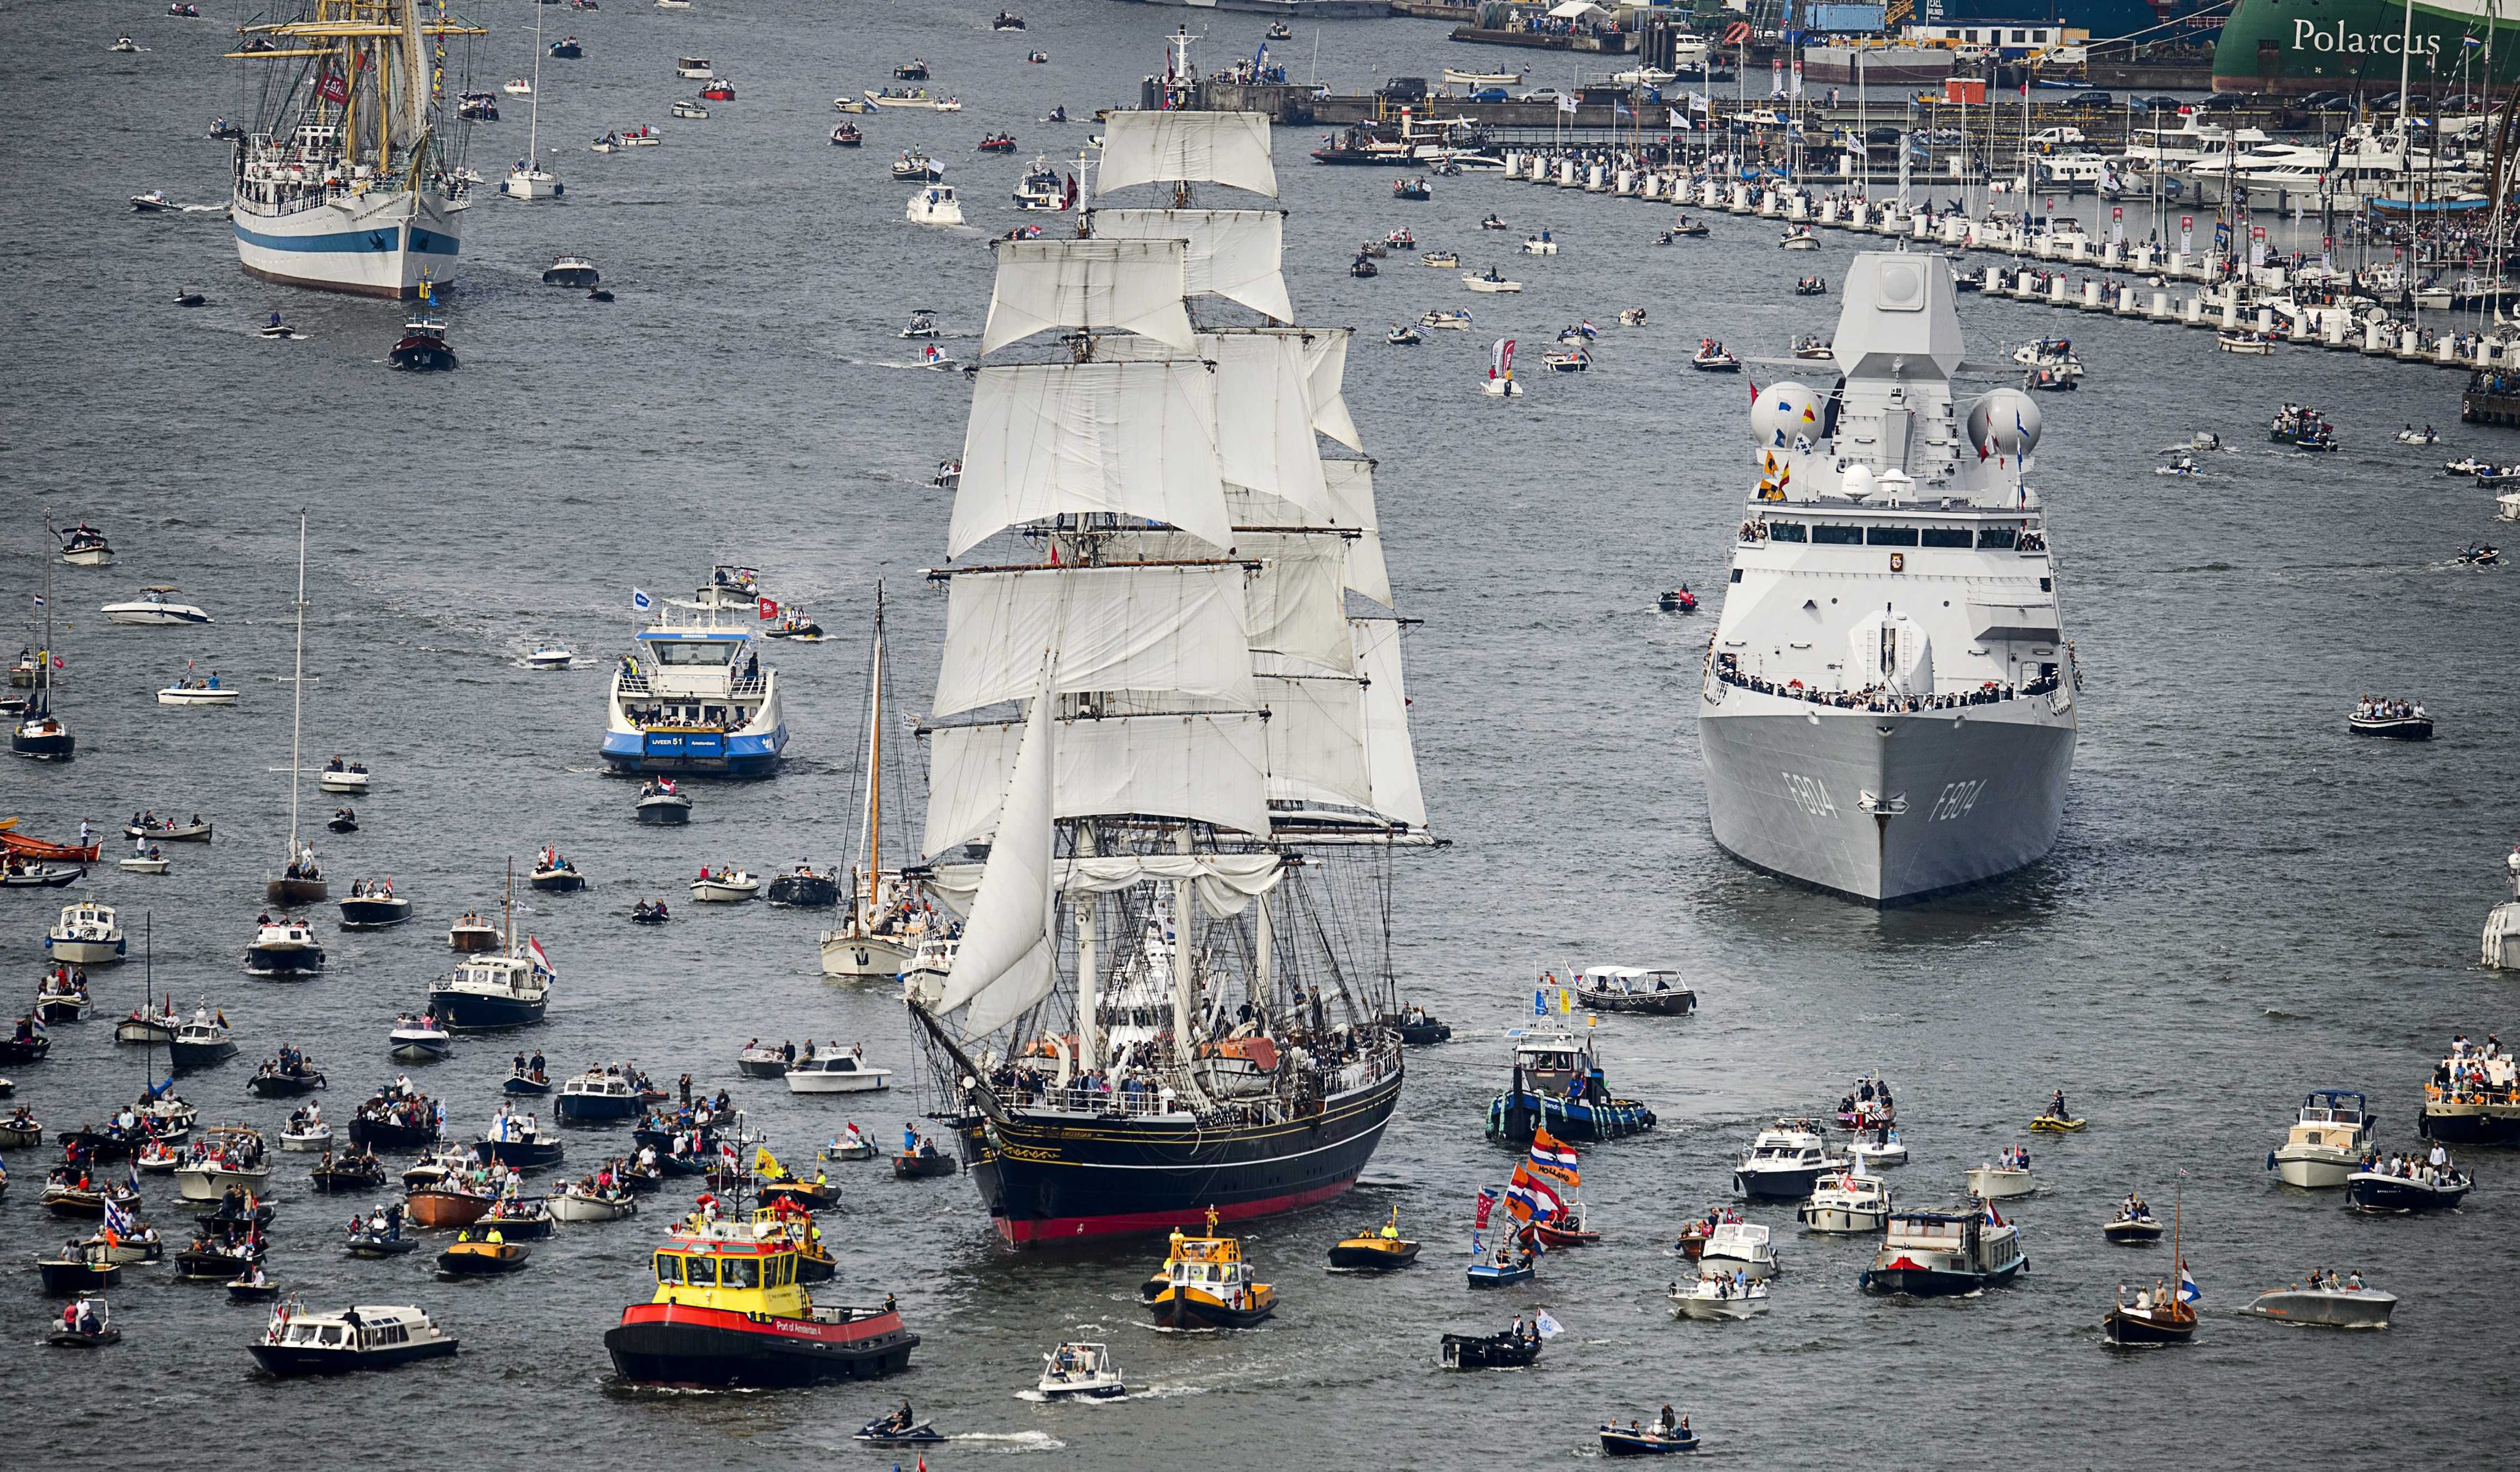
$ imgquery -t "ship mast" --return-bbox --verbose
[285,513,309,872]
[863,583,884,930]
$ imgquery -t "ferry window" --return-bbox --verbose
[723,1257,762,1289]
[1976,526,2018,549]
[1920,527,1972,548]
[1812,525,1864,545]
[655,1254,684,1284]
[1766,521,1808,543]
[687,1256,720,1287]
[1865,526,1920,546]
[652,641,736,666]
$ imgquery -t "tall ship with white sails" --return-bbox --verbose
[1697,252,2078,905]
[906,97,1432,1244]
[228,0,482,297]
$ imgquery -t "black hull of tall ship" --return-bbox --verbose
[958,1067,1403,1246]
[428,988,547,1031]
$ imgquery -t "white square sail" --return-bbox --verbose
[980,238,1197,356]
[1353,617,1428,830]
[1091,207,1292,323]
[933,564,1256,717]
[924,710,1270,855]
[950,362,1229,556]
[1096,111,1278,199]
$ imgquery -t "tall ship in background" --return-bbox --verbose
[907,86,1432,1244]
[1697,252,2078,905]
[602,567,789,778]
[228,0,482,297]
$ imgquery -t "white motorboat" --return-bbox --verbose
[1732,1122,1841,1200]
[243,919,325,978]
[1797,1169,1892,1234]
[389,1014,453,1061]
[119,854,171,874]
[58,525,115,567]
[1013,158,1067,211]
[503,77,533,96]
[102,587,212,625]
[46,900,127,965]
[897,929,959,1007]
[671,99,709,119]
[786,1054,893,1094]
[1696,1220,1778,1280]
[173,1126,273,1201]
[250,1303,460,1375]
[2216,330,2276,355]
[1038,1341,1126,1399]
[2237,1277,2396,1329]
[525,647,573,670]
[1519,234,1558,255]
[1668,1271,1770,1321]
[279,1121,333,1152]
[551,1182,640,1222]
[316,759,371,794]
[1848,1127,1908,1170]
[1441,68,1523,86]
[691,868,760,902]
[675,56,712,79]
[1461,269,1522,293]
[906,183,963,226]
[2269,1089,2375,1189]
[158,672,239,706]
[1779,226,1819,250]
[1964,1158,2037,1201]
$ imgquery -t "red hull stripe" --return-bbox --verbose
[617,1300,903,1346]
[996,1173,1360,1245]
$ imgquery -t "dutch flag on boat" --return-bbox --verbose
[125,1158,141,1193]
[2177,1265,2202,1304]
[631,588,653,612]
[1527,1129,1581,1186]
[1982,1199,2005,1227]
[528,935,556,981]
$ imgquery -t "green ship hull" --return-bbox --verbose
[2212,0,2520,93]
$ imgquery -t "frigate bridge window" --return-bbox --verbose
[1976,526,2019,549]
[1920,527,1973,548]
[1812,525,1864,545]
[1865,526,1920,546]
[1766,522,1808,543]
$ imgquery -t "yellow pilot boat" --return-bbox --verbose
[1145,1208,1275,1330]
[1328,1207,1420,1270]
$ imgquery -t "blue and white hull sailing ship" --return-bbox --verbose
[1697,252,2079,904]
[906,95,1434,1244]
[227,0,486,298]
[600,568,788,777]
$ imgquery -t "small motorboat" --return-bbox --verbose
[699,79,735,101]
[1793,275,1827,295]
[548,36,583,58]
[906,183,964,227]
[690,868,759,902]
[1600,1420,1698,1457]
[227,1270,281,1302]
[1964,1154,2037,1201]
[2030,1111,2087,1132]
[250,1302,460,1375]
[448,912,499,951]
[977,133,1019,153]
[822,1132,881,1162]
[38,1248,121,1295]
[1480,214,1509,231]
[2346,1159,2471,1213]
[671,99,709,119]
[893,58,931,81]
[1658,587,1698,614]
[1326,1209,1420,1270]
[1846,1127,1906,1171]
[119,851,169,874]
[1690,340,1740,372]
[1386,323,1422,346]
[893,1145,958,1179]
[1541,348,1590,373]
[2455,542,2502,567]
[1619,307,1648,327]
[890,150,943,182]
[629,899,672,925]
[1421,250,1460,268]
[1519,233,1558,255]
[1385,228,1416,250]
[528,851,584,891]
[1668,1271,1769,1321]
[634,782,691,825]
[831,123,863,146]
[315,758,370,794]
[2236,1274,2396,1329]
[1438,1327,1541,1369]
[1038,1341,1123,1399]
[339,886,412,929]
[541,255,600,289]
[2396,425,2440,446]
[1392,178,1431,201]
[1419,309,1473,329]
[992,10,1024,28]
[1266,20,1291,38]
[324,809,357,834]
[1779,226,1819,250]
[388,1015,453,1062]
[2350,703,2434,740]
[1798,1169,1892,1234]
[109,36,143,53]
[1,865,85,890]
[1460,268,1521,294]
[175,286,205,306]
[1465,1255,1534,1287]
[102,587,212,625]
[1349,255,1378,278]
[2216,329,2276,354]
[787,1054,891,1094]
[551,1182,639,1222]
[2156,452,2203,478]
[1389,1005,1449,1044]
[2102,1199,2165,1245]
[2103,1282,2197,1345]
[855,1417,946,1447]
[525,646,573,670]
[248,1060,327,1098]
[436,1231,532,1277]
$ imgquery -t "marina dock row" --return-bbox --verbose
[1480,150,2520,380]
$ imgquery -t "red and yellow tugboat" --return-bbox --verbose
[604,1203,915,1386]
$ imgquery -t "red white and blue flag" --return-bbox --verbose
[528,936,556,980]
[1472,1187,1497,1230]
[1506,1162,1565,1224]
[1527,1128,1581,1188]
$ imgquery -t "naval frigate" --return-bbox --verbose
[1697,250,2078,904]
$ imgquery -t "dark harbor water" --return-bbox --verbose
[4,1,2519,1466]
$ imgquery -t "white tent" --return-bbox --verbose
[1545,1,1612,20]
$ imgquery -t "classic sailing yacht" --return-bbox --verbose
[265,516,329,906]
[906,96,1432,1244]
[228,0,485,297]
[500,1,561,200]
[12,514,74,761]
[819,586,916,980]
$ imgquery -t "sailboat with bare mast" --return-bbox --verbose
[904,53,1435,1245]
[266,515,327,906]
[819,584,914,980]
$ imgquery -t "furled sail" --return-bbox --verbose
[980,239,1198,356]
[1090,207,1292,322]
[933,681,1058,1032]
[932,563,1256,716]
[924,710,1270,855]
[1095,110,1278,198]
[925,852,1284,919]
[949,361,1229,556]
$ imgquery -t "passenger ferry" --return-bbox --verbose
[604,1205,915,1386]
[601,567,788,777]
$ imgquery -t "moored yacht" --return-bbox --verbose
[1700,253,2077,903]
[2269,1089,2375,1188]
[603,567,788,776]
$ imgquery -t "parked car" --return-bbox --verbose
[1519,87,1569,103]
[2065,90,2115,110]
[1467,87,1509,103]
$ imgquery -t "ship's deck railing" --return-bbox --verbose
[1709,658,2060,711]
